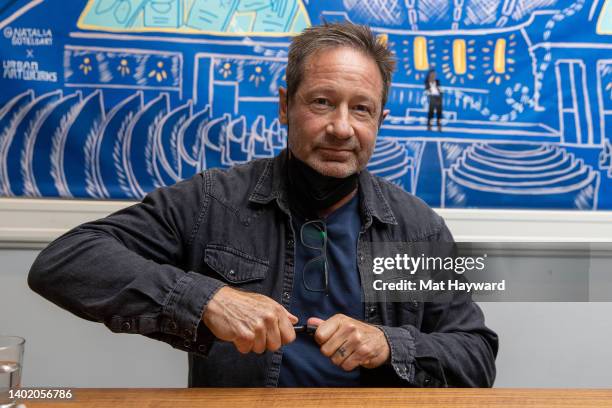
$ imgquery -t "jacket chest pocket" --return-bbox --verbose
[204,244,268,288]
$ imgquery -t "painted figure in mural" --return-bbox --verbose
[424,69,443,131]
[28,22,497,387]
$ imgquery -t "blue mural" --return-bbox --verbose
[0,0,610,209]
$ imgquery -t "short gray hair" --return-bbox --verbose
[286,22,396,112]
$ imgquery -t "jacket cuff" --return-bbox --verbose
[161,271,226,346]
[379,325,417,384]
[379,325,446,387]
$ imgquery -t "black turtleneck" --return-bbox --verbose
[286,150,358,219]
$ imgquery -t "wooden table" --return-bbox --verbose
[20,388,612,407]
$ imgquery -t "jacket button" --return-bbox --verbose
[228,269,235,276]
[283,291,290,300]
[121,321,131,331]
[368,306,377,314]
[168,321,177,332]
[184,340,192,348]
[198,344,208,353]
[184,328,193,337]
[288,239,294,248]
[424,376,432,385]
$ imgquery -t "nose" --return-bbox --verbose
[326,105,354,140]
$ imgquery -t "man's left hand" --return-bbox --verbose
[308,315,390,371]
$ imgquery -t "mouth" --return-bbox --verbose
[317,146,354,153]
[317,147,353,160]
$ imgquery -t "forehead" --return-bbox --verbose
[298,46,384,100]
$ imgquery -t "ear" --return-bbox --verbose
[279,87,288,125]
[379,109,390,127]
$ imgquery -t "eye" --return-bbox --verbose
[313,98,330,106]
[353,104,372,115]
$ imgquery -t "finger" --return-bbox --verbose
[234,339,252,354]
[234,330,254,354]
[329,333,363,367]
[340,349,363,372]
[330,340,356,367]
[279,313,296,345]
[288,312,299,325]
[319,317,358,357]
[320,328,351,358]
[313,315,342,346]
[266,316,282,352]
[252,322,267,354]
[307,317,324,327]
[362,344,390,369]
[344,342,375,370]
[361,351,383,369]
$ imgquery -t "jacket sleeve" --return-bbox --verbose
[379,222,498,387]
[27,172,226,356]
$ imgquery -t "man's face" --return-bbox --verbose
[279,47,388,178]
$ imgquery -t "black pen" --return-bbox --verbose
[293,325,317,335]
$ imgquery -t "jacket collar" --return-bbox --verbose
[248,150,397,225]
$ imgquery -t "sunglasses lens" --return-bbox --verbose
[302,222,325,249]
[303,257,327,292]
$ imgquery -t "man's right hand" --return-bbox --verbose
[202,286,298,354]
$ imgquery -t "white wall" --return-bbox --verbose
[482,302,612,387]
[1,199,612,387]
[0,249,186,387]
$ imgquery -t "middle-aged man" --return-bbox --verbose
[28,22,498,387]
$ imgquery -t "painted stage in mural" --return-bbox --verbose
[0,0,611,209]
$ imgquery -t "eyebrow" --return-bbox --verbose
[302,87,378,104]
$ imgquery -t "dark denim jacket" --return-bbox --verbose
[28,152,498,387]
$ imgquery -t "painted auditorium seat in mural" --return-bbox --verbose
[0,0,610,210]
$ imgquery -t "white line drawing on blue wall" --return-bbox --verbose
[596,60,612,150]
[0,0,610,210]
[77,0,311,36]
[0,0,43,30]
[555,59,594,145]
[64,45,183,98]
[23,90,83,197]
[443,142,600,209]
